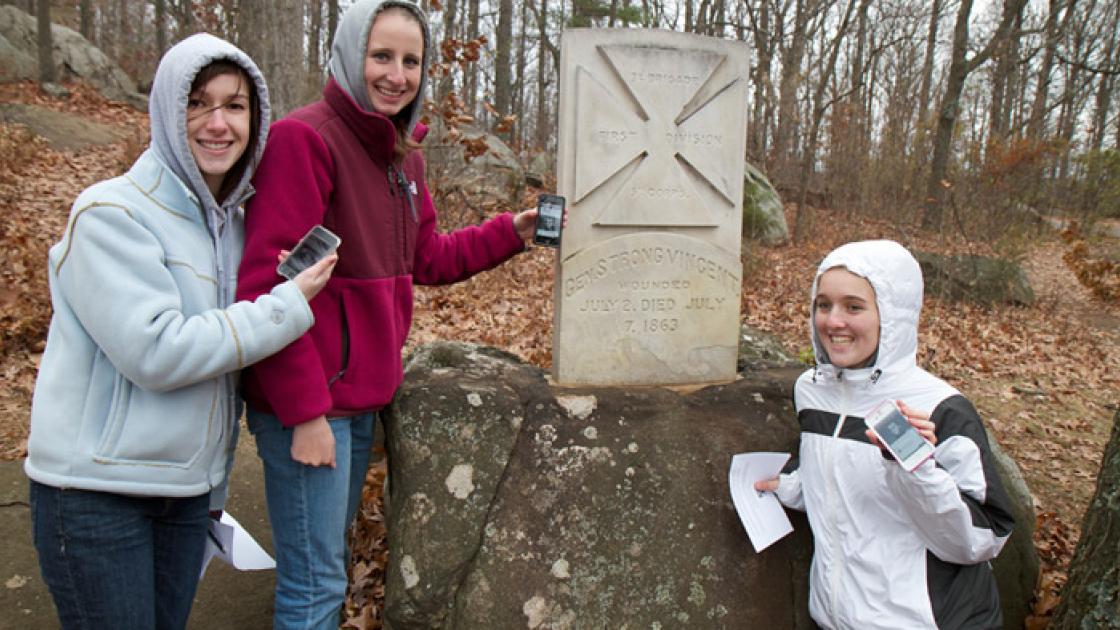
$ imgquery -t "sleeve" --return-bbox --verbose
[235,119,336,426]
[409,154,526,286]
[776,469,805,511]
[884,395,1015,565]
[54,203,314,393]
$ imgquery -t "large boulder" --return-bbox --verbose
[382,341,1037,629]
[916,251,1035,306]
[742,162,789,245]
[384,341,814,629]
[0,31,36,82]
[988,436,1040,629]
[0,6,146,110]
[738,324,803,373]
[422,116,524,212]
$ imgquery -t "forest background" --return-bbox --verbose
[1,0,1119,627]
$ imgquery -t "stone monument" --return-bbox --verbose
[553,28,750,386]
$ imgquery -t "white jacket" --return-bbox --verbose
[777,240,1014,629]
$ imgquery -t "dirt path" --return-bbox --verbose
[1021,239,1120,333]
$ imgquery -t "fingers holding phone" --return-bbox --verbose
[292,253,337,301]
[897,400,936,446]
[864,400,937,472]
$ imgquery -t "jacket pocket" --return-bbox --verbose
[93,375,217,468]
[330,281,405,411]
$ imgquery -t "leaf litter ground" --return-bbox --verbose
[1,82,1117,628]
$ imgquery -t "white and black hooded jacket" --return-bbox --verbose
[775,240,1014,629]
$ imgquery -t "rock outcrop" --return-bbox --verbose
[382,341,1036,629]
[742,162,789,245]
[0,6,146,110]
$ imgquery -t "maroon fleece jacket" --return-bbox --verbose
[236,79,524,426]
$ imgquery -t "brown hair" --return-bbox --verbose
[189,60,261,202]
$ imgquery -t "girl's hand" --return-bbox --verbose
[754,478,780,492]
[513,206,569,243]
[282,252,337,302]
[291,415,336,467]
[898,400,937,445]
[865,400,937,449]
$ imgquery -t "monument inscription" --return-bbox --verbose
[553,29,749,386]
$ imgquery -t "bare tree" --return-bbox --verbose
[240,0,306,118]
[79,0,91,39]
[1026,0,1075,139]
[792,0,859,241]
[987,9,1023,146]
[464,0,480,113]
[770,0,812,184]
[494,0,513,135]
[36,0,54,84]
[155,0,167,58]
[1088,4,1119,152]
[922,0,1028,229]
[1050,411,1120,628]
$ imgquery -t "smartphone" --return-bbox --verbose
[276,225,341,280]
[865,400,935,472]
[533,193,565,247]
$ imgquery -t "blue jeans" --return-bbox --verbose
[29,480,210,630]
[247,408,374,630]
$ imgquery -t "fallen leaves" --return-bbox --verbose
[1,83,1118,629]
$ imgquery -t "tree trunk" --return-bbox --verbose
[435,0,458,105]
[794,0,858,242]
[240,0,305,118]
[1050,410,1120,628]
[78,0,91,39]
[987,12,1020,147]
[513,0,529,147]
[155,0,166,58]
[771,0,808,184]
[1026,0,1071,139]
[36,0,54,83]
[922,0,1026,229]
[908,0,941,200]
[745,0,773,163]
[494,0,513,135]
[464,0,480,114]
[535,0,550,150]
[309,0,322,74]
[328,0,339,51]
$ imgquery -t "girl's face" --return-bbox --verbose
[363,9,423,117]
[186,72,251,196]
[813,268,881,369]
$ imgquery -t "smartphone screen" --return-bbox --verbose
[533,194,565,247]
[277,225,341,280]
[867,401,934,471]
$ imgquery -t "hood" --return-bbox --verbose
[328,0,431,135]
[809,240,923,372]
[149,33,270,212]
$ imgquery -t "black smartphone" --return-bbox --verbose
[533,194,565,248]
[276,225,341,280]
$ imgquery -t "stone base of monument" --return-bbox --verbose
[382,341,1036,629]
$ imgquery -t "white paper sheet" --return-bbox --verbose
[729,452,794,552]
[199,511,276,579]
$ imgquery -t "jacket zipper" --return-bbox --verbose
[328,295,350,387]
[828,374,850,628]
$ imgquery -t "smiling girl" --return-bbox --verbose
[25,34,335,629]
[756,240,1015,629]
[234,1,547,627]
